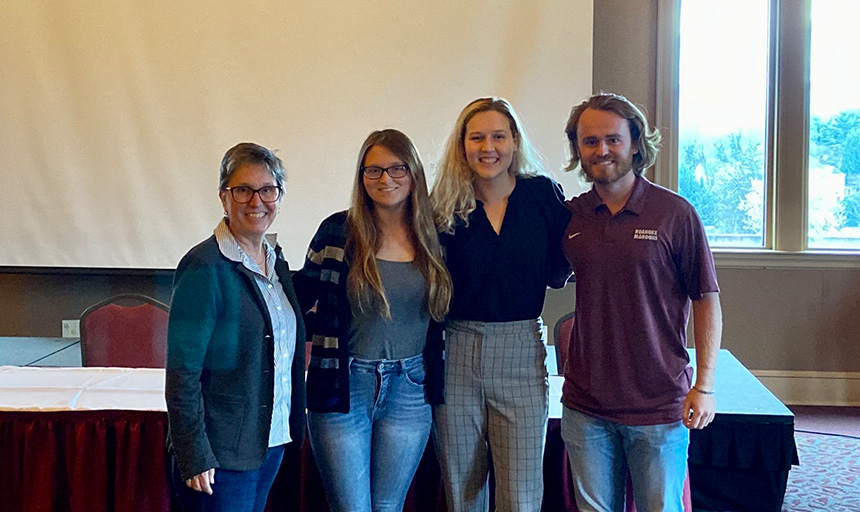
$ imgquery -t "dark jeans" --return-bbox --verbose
[172,444,286,512]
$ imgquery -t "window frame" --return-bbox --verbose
[655,0,858,268]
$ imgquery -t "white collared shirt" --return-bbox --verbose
[215,219,296,447]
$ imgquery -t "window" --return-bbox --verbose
[677,0,769,248]
[659,0,860,257]
[807,0,860,249]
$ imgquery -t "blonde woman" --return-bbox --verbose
[293,129,452,512]
[431,98,572,512]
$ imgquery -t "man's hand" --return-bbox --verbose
[682,388,715,430]
[186,468,215,494]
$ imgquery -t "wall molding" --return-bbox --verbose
[752,369,860,406]
[713,250,860,269]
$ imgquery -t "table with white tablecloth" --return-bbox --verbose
[0,349,796,512]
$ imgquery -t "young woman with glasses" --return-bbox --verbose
[293,129,452,512]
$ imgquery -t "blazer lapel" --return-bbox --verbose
[234,262,273,333]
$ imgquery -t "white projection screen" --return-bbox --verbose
[0,0,592,269]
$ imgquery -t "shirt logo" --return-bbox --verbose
[568,232,582,239]
[633,229,658,241]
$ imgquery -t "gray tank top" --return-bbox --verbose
[347,259,430,360]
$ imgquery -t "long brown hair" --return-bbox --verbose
[346,129,452,321]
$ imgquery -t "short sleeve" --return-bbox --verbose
[674,204,719,299]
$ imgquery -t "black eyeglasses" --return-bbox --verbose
[224,185,283,203]
[361,164,409,180]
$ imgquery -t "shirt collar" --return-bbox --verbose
[214,218,275,276]
[474,175,524,209]
[585,173,650,216]
[623,174,650,215]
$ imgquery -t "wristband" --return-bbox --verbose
[693,385,714,395]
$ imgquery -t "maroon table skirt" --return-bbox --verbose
[0,410,171,512]
[0,410,577,512]
[0,411,667,512]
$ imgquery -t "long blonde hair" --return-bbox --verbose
[346,129,452,321]
[431,97,546,233]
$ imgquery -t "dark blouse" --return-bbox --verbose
[442,175,572,322]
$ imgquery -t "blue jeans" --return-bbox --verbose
[308,354,432,512]
[171,444,285,512]
[560,407,689,512]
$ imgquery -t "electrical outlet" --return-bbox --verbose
[62,319,80,338]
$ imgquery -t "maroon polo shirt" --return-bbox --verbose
[561,175,719,425]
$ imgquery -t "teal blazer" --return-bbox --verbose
[166,236,306,481]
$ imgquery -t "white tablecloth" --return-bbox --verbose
[0,365,166,412]
[0,365,560,416]
[549,374,563,419]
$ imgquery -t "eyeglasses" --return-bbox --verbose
[361,164,409,180]
[224,185,282,203]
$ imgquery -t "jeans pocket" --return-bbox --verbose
[403,362,426,387]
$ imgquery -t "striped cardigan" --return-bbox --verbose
[293,210,445,413]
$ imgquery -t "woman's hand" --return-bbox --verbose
[185,468,215,494]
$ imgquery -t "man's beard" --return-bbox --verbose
[581,153,635,185]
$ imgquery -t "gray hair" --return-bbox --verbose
[218,142,286,190]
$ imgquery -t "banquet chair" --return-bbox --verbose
[80,293,169,368]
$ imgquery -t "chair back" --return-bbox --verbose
[553,311,575,376]
[80,293,169,368]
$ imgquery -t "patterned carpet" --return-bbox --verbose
[781,432,860,511]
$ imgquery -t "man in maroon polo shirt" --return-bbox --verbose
[559,93,722,512]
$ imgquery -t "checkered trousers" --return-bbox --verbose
[433,319,549,512]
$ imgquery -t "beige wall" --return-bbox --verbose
[716,266,860,372]
[591,0,658,116]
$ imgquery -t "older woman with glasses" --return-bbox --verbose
[293,129,452,512]
[166,142,306,512]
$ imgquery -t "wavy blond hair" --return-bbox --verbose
[346,129,452,321]
[564,92,662,178]
[431,97,546,234]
